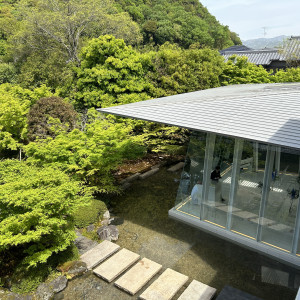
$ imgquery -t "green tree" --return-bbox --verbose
[25,114,146,192]
[220,56,272,85]
[0,84,52,153]
[149,44,224,97]
[74,35,153,108]
[12,0,142,64]
[0,160,93,267]
[273,67,300,83]
[27,96,78,141]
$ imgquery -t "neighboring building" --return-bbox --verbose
[221,36,300,71]
[99,83,300,267]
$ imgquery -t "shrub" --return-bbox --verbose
[0,160,93,268]
[74,199,107,228]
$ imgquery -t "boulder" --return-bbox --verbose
[67,261,88,279]
[74,231,98,255]
[6,293,33,300]
[97,225,119,242]
[86,224,95,232]
[103,210,110,220]
[108,225,119,241]
[36,276,67,300]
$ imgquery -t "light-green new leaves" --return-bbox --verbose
[0,160,93,267]
[25,116,146,192]
[0,83,52,151]
[74,35,152,108]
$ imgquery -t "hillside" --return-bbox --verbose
[117,0,241,49]
[243,35,288,49]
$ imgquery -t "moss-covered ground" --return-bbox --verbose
[109,167,298,300]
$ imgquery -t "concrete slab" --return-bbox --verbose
[231,210,258,220]
[140,268,188,300]
[250,217,276,226]
[120,173,141,184]
[177,280,216,300]
[268,223,293,232]
[114,258,162,295]
[217,206,241,213]
[167,162,185,172]
[93,248,140,283]
[80,240,120,269]
[139,168,159,180]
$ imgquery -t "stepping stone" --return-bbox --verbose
[140,268,188,300]
[139,168,159,180]
[177,280,216,300]
[217,206,241,212]
[167,162,185,172]
[115,258,162,295]
[250,217,276,226]
[93,248,140,283]
[231,210,258,220]
[80,240,120,269]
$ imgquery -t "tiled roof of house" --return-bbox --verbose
[221,49,284,65]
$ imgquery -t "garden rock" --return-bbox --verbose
[97,225,119,241]
[103,210,110,220]
[86,224,95,232]
[6,293,33,300]
[36,276,67,300]
[74,231,98,254]
[67,261,88,279]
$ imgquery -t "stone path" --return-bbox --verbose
[115,258,162,295]
[80,240,217,299]
[140,268,188,300]
[80,240,120,269]
[93,248,140,282]
[178,279,217,300]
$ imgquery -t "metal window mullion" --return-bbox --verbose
[200,133,216,220]
[257,145,275,242]
[292,198,300,254]
[226,138,243,230]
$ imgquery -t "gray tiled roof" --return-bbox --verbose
[98,83,300,149]
[221,37,300,66]
[220,45,252,54]
[222,49,284,65]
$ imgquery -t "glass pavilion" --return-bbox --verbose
[99,83,300,267]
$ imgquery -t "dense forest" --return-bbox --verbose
[1,0,300,295]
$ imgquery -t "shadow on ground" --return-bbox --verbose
[109,167,299,300]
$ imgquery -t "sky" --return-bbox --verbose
[200,0,300,40]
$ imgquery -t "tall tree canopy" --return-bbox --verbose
[117,0,241,49]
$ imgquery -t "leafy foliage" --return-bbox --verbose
[0,83,52,151]
[272,67,300,82]
[25,114,146,192]
[149,43,224,97]
[74,199,107,228]
[74,35,153,108]
[0,160,93,268]
[27,96,78,141]
[117,0,241,49]
[220,56,272,85]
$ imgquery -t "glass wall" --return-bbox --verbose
[230,141,267,239]
[261,147,300,252]
[175,131,206,218]
[201,135,235,228]
[175,130,300,257]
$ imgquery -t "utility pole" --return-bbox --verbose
[262,27,267,37]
